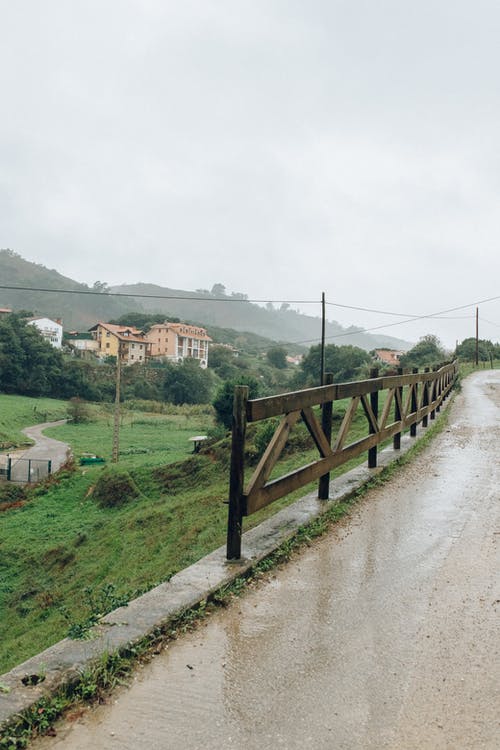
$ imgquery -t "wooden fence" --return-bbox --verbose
[227,361,458,559]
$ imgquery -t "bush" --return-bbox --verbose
[254,418,280,457]
[67,397,93,424]
[92,469,140,509]
[0,483,27,505]
[212,375,260,429]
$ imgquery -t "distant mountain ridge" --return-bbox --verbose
[0,250,412,351]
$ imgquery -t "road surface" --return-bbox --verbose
[5,421,70,482]
[35,371,499,749]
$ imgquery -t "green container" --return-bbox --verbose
[79,456,106,465]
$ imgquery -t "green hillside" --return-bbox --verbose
[0,249,141,330]
[0,249,412,350]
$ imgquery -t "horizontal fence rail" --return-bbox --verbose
[226,361,458,559]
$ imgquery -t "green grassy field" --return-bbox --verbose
[45,404,214,469]
[0,395,68,448]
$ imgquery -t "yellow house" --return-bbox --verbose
[89,322,148,365]
[145,322,212,368]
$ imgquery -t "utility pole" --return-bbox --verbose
[320,292,326,385]
[112,343,122,463]
[475,307,479,366]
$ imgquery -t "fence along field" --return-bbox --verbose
[227,361,458,558]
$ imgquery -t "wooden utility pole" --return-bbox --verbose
[320,292,326,385]
[112,343,122,463]
[475,307,479,366]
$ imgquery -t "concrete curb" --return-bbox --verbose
[0,409,450,730]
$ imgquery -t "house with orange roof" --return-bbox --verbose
[373,349,403,368]
[89,322,148,365]
[145,322,212,368]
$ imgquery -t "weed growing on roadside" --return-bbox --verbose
[60,584,130,640]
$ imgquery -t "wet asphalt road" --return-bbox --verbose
[35,371,499,749]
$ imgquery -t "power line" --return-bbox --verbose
[479,316,500,329]
[1,282,498,348]
[1,284,498,319]
[326,295,500,320]
[0,284,318,306]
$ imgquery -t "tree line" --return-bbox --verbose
[1,312,496,420]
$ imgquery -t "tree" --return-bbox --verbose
[0,313,64,397]
[213,375,260,429]
[266,346,287,369]
[67,397,93,423]
[92,280,110,293]
[208,345,239,379]
[108,312,179,330]
[163,359,214,405]
[399,335,446,369]
[295,344,371,387]
[211,283,226,297]
[455,337,493,362]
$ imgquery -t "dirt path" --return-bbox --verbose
[4,421,70,481]
[35,372,499,749]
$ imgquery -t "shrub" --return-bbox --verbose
[254,418,280,458]
[92,469,140,509]
[213,376,260,429]
[0,483,27,506]
[67,397,93,424]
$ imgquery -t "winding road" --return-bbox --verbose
[35,371,499,749]
[5,421,70,482]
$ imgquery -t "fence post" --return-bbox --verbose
[393,367,403,450]
[368,368,379,468]
[7,457,11,481]
[318,372,334,499]
[410,368,418,437]
[226,385,248,560]
[430,365,438,420]
[48,460,52,476]
[422,367,430,427]
[436,367,443,412]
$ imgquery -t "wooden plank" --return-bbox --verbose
[247,425,401,515]
[244,410,302,498]
[395,384,404,419]
[241,361,459,516]
[379,388,395,430]
[247,363,456,422]
[403,383,414,420]
[361,393,379,434]
[227,386,248,559]
[332,397,360,451]
[301,406,333,458]
[248,383,338,422]
[318,372,334,500]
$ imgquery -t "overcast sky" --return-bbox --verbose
[1,0,499,348]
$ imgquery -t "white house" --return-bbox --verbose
[28,317,63,348]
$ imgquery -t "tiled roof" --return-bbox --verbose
[90,321,147,345]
